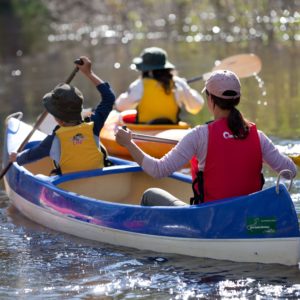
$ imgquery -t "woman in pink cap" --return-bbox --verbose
[115,70,297,206]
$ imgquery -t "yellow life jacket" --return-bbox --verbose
[137,78,179,124]
[55,122,104,174]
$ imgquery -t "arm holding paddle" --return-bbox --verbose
[116,126,297,181]
[115,125,194,178]
[8,153,17,163]
[0,60,82,179]
[115,127,145,166]
[8,58,87,165]
[8,57,116,174]
[76,56,104,86]
[173,75,204,114]
[5,60,81,167]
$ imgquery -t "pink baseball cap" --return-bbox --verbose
[202,70,241,99]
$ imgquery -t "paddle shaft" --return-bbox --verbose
[186,74,208,84]
[121,125,179,145]
[0,61,81,180]
[132,133,178,145]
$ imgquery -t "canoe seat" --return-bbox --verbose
[53,167,192,206]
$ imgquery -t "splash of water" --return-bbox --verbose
[254,74,267,106]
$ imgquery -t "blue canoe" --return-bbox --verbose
[2,116,300,265]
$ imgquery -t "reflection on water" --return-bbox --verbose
[0,2,299,143]
[0,1,300,298]
[1,176,300,299]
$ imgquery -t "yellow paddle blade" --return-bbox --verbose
[213,53,262,78]
[187,53,262,83]
[288,155,300,167]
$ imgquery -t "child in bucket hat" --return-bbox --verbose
[9,56,115,174]
[115,69,296,206]
[42,83,84,123]
[115,46,204,124]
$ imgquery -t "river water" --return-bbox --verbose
[0,188,300,299]
[1,114,300,299]
[1,1,300,298]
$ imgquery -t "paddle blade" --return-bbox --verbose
[213,53,262,78]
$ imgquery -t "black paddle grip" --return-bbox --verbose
[74,58,84,66]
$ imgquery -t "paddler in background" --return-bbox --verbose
[115,46,204,124]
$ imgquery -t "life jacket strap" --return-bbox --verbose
[261,173,265,188]
[190,171,204,205]
[50,163,62,176]
[100,143,114,167]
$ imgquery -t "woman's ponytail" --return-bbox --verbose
[209,91,249,139]
[227,107,249,139]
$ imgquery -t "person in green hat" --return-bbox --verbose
[9,56,115,175]
[115,47,204,124]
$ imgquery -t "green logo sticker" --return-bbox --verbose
[247,217,276,234]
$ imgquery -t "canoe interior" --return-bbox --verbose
[25,157,54,176]
[58,171,191,205]
[24,156,192,206]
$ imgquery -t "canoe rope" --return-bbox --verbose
[5,112,23,124]
[276,169,293,194]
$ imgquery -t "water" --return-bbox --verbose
[1,169,300,299]
[1,1,300,298]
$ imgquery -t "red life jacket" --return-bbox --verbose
[191,118,263,203]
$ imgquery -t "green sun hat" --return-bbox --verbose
[132,47,175,71]
[42,83,83,122]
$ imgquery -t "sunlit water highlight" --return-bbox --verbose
[1,1,299,297]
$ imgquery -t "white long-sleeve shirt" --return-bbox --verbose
[142,124,297,179]
[115,76,204,114]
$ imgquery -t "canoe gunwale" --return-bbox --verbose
[3,117,300,265]
[6,185,300,266]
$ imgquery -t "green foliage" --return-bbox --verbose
[11,0,51,52]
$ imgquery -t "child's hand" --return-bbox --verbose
[76,56,92,75]
[9,152,18,163]
[76,56,103,86]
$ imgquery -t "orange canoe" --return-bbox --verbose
[101,110,190,159]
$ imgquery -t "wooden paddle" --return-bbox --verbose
[131,133,179,145]
[120,125,180,144]
[0,59,83,180]
[186,53,262,83]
